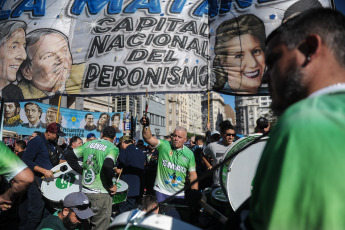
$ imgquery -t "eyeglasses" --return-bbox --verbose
[225,133,236,137]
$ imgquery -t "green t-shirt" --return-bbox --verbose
[250,92,345,230]
[73,139,119,193]
[36,212,65,230]
[0,141,27,182]
[154,140,196,196]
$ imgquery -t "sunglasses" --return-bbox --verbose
[225,133,236,137]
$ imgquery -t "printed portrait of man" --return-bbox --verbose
[4,102,22,127]
[21,102,45,128]
[84,113,96,131]
[44,106,62,127]
[18,28,72,99]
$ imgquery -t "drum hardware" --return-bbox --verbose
[41,165,68,179]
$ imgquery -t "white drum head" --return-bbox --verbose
[109,209,201,230]
[41,162,82,204]
[115,179,128,192]
[222,135,267,211]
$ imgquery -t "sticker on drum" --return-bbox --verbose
[109,209,201,230]
[219,134,268,211]
[112,179,129,204]
[41,162,82,209]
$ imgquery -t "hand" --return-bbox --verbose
[207,165,212,170]
[109,184,117,196]
[43,170,54,179]
[0,195,12,211]
[140,116,150,127]
[207,122,211,131]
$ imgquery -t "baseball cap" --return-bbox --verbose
[119,135,130,142]
[63,192,94,219]
[211,130,220,136]
[46,123,66,136]
[87,133,96,140]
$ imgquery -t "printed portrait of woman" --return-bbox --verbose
[0,20,27,101]
[212,14,266,94]
[96,113,110,133]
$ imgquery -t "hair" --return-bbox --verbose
[69,136,82,147]
[16,140,26,150]
[97,113,110,125]
[5,102,20,109]
[34,131,42,136]
[24,102,42,118]
[111,113,121,121]
[20,28,70,71]
[102,126,116,139]
[85,113,93,119]
[195,135,205,143]
[140,194,158,212]
[256,117,269,129]
[174,126,187,137]
[0,20,27,47]
[213,14,266,90]
[219,120,235,134]
[267,8,345,68]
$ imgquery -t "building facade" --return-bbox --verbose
[201,92,226,132]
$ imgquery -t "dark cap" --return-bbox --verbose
[86,133,96,139]
[46,123,66,136]
[102,126,116,139]
[63,192,94,219]
[256,117,269,129]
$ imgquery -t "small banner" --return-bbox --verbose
[3,101,124,138]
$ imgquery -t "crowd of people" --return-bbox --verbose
[1,7,345,230]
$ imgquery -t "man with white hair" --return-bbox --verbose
[141,116,198,203]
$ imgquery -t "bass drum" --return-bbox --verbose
[41,162,82,209]
[219,134,268,211]
[109,209,201,230]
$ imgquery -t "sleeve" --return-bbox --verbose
[155,139,165,152]
[188,151,196,172]
[203,144,211,157]
[22,138,41,171]
[0,142,27,182]
[65,148,83,175]
[106,146,119,163]
[73,144,85,158]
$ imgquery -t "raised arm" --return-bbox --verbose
[140,116,159,147]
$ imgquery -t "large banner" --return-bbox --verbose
[209,0,333,95]
[3,101,124,138]
[0,0,209,102]
[0,0,334,101]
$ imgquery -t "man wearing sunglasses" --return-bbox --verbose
[203,120,236,187]
[37,192,94,230]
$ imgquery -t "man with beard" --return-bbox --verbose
[36,192,94,230]
[4,102,22,127]
[249,8,345,230]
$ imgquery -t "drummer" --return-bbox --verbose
[65,126,119,230]
[203,120,236,187]
[21,123,66,230]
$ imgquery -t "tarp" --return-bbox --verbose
[0,0,334,101]
[3,101,125,138]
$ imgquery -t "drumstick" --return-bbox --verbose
[116,169,123,184]
[199,198,228,224]
[41,165,68,179]
[144,89,149,117]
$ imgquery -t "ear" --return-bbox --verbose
[62,208,70,217]
[298,34,320,67]
[21,65,33,81]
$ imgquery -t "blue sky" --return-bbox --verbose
[222,0,345,110]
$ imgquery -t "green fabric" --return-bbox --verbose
[155,140,196,196]
[0,141,27,181]
[250,92,345,230]
[36,212,66,230]
[74,139,119,193]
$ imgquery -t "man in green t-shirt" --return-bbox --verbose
[141,116,198,203]
[66,126,119,230]
[249,8,345,230]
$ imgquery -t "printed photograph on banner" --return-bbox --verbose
[2,101,124,138]
[209,0,333,95]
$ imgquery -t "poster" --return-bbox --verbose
[3,101,124,138]
[0,0,209,101]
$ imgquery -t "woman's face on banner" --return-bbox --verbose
[220,34,265,94]
[99,114,108,125]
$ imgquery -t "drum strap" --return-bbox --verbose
[33,176,43,194]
